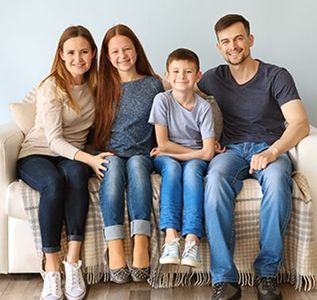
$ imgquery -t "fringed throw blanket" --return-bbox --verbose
[21,172,317,290]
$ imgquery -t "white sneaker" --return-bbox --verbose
[159,238,181,265]
[40,271,63,300]
[63,260,86,300]
[181,240,201,268]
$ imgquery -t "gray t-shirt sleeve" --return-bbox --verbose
[199,102,215,140]
[148,92,168,126]
[271,68,300,106]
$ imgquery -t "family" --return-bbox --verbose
[16,13,310,300]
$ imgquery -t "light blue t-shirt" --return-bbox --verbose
[148,90,215,149]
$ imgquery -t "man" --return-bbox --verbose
[198,14,310,300]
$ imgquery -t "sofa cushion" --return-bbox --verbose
[6,181,29,220]
[9,102,36,136]
[9,86,37,136]
[6,177,101,220]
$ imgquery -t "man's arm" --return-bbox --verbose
[249,99,310,174]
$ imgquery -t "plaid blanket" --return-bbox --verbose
[21,172,317,290]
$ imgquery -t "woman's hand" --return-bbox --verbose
[88,152,114,180]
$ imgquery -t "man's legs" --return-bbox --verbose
[205,147,249,284]
[252,152,292,300]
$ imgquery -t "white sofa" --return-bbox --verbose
[1,121,317,288]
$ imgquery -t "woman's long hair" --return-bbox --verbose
[94,24,157,150]
[41,25,98,114]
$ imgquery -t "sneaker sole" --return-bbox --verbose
[64,290,86,300]
[159,257,180,265]
[181,258,201,268]
[40,296,63,300]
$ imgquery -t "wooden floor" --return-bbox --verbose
[1,274,317,299]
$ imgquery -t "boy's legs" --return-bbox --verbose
[154,156,182,265]
[180,159,208,268]
[154,156,183,234]
[182,159,208,240]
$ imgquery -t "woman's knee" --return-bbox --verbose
[62,161,90,182]
[127,155,153,176]
[41,174,65,204]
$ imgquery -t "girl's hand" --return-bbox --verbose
[215,141,226,153]
[89,152,114,180]
[150,147,161,157]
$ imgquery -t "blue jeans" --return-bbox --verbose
[17,155,90,253]
[99,155,153,240]
[154,156,208,238]
[204,142,293,284]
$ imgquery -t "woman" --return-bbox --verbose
[94,24,163,284]
[17,25,111,300]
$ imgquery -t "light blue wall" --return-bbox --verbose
[1,0,316,126]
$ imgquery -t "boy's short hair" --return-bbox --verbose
[214,14,250,39]
[166,48,200,71]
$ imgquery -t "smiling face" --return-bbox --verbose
[107,35,137,76]
[216,22,254,66]
[60,36,95,84]
[166,59,201,93]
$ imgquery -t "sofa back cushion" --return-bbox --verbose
[9,86,37,136]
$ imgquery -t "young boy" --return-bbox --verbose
[149,48,216,267]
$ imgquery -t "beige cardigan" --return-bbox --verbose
[19,78,95,160]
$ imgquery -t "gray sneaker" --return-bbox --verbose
[159,238,180,265]
[181,240,201,268]
[254,277,282,300]
[211,282,241,300]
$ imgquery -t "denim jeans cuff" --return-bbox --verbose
[182,228,203,239]
[104,225,125,241]
[42,246,61,253]
[254,271,278,278]
[130,220,151,237]
[212,276,239,285]
[160,222,181,232]
[67,234,84,241]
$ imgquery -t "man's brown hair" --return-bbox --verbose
[214,14,250,39]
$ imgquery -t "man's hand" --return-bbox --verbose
[249,147,279,174]
[215,141,226,153]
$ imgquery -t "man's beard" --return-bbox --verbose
[225,51,250,66]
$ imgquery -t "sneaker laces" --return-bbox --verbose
[162,238,180,256]
[63,260,85,291]
[42,272,62,297]
[182,240,198,258]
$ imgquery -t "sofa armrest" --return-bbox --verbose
[0,122,24,273]
[289,125,317,232]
